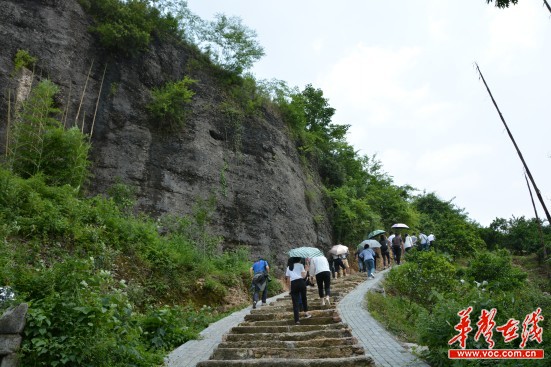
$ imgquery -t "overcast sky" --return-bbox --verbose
[185,0,551,227]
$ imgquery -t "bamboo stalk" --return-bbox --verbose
[75,59,94,127]
[90,63,108,141]
[524,173,548,260]
[6,89,11,156]
[81,112,86,133]
[63,82,72,128]
[24,64,36,101]
[475,63,551,226]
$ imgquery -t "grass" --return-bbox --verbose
[512,253,550,292]
[365,288,423,343]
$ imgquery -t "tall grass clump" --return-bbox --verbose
[6,79,90,188]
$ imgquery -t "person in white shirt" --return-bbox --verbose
[419,232,429,251]
[428,233,435,250]
[286,257,312,324]
[404,234,413,253]
[309,256,332,306]
[388,232,396,262]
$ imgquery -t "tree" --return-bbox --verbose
[486,0,551,15]
[203,14,265,75]
[412,192,485,256]
[486,0,519,8]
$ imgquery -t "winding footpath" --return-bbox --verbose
[165,270,428,367]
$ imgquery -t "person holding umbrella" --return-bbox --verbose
[286,257,312,324]
[391,233,405,265]
[359,244,376,279]
[329,244,348,278]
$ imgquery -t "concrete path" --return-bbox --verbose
[338,269,429,367]
[165,270,430,367]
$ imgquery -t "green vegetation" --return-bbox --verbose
[0,79,257,366]
[6,80,90,188]
[147,76,197,128]
[13,49,37,73]
[79,0,180,56]
[412,192,485,257]
[369,250,550,366]
[80,0,264,75]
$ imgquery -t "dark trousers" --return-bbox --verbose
[332,258,345,277]
[290,278,308,322]
[315,271,331,298]
[252,284,268,303]
[382,251,390,266]
[392,245,402,265]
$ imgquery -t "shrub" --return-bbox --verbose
[385,251,457,309]
[140,306,203,351]
[19,259,163,367]
[13,49,37,72]
[107,180,137,214]
[82,0,158,56]
[465,249,527,291]
[147,76,196,127]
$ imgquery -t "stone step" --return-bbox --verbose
[241,316,340,326]
[223,328,353,342]
[245,309,337,321]
[192,274,373,367]
[251,304,336,313]
[197,355,375,367]
[218,337,359,349]
[229,323,347,334]
[211,345,365,360]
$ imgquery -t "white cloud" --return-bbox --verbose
[428,19,449,42]
[318,44,428,126]
[311,38,325,54]
[415,143,493,175]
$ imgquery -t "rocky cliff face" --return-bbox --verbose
[0,0,333,263]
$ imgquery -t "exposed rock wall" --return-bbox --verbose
[0,0,333,264]
[0,304,28,367]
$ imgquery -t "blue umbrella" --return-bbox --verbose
[288,247,324,258]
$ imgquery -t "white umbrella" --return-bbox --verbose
[329,244,349,255]
[391,223,409,229]
[357,239,381,250]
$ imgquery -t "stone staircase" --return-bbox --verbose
[196,274,375,366]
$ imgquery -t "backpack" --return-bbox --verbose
[380,239,388,252]
[392,236,401,247]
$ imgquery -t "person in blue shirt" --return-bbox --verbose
[250,257,270,309]
[359,244,376,279]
